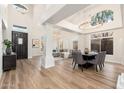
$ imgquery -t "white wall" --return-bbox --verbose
[78,34,85,52]
[53,30,80,51]
[31,25,44,56]
[1,4,8,29]
[0,4,8,78]
[60,35,79,50]
[53,32,86,52]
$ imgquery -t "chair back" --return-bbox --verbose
[75,51,86,65]
[72,50,75,59]
[72,50,76,62]
[72,50,81,61]
[94,53,102,64]
[101,51,106,64]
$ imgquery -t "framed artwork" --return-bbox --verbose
[73,41,78,50]
[32,39,40,48]
[60,41,63,49]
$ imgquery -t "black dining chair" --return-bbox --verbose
[73,51,86,72]
[87,53,102,72]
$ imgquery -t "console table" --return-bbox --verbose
[3,52,16,71]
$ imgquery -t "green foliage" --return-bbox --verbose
[3,39,12,48]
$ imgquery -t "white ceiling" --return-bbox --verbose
[65,5,96,25]
[46,4,89,24]
[32,4,90,34]
[54,4,121,34]
[55,5,99,34]
[9,4,122,36]
[33,4,117,34]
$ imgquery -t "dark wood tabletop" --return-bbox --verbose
[82,52,98,60]
[82,52,98,56]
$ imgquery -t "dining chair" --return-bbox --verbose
[73,51,86,72]
[88,53,102,72]
[72,50,81,65]
[72,50,75,65]
[101,51,106,68]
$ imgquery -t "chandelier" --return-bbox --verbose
[79,10,114,30]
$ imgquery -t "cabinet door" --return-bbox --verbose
[3,55,16,71]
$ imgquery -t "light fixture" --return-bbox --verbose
[13,4,29,14]
[79,10,114,30]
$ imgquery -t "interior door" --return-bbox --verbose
[12,31,28,59]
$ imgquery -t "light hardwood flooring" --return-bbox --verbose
[0,56,124,89]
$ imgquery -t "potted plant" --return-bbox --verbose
[3,39,12,55]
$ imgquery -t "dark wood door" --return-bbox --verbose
[12,31,28,59]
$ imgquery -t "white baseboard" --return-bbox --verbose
[32,54,42,57]
[121,62,124,66]
[41,55,55,69]
[105,59,121,64]
[28,56,32,59]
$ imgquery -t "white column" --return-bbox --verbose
[41,24,55,68]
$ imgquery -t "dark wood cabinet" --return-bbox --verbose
[3,52,17,71]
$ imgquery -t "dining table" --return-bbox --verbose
[81,52,98,68]
[82,52,97,60]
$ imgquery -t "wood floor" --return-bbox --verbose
[0,56,124,89]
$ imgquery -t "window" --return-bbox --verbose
[101,38,113,54]
[91,39,101,52]
[91,38,113,55]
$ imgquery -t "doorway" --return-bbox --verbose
[12,31,28,59]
